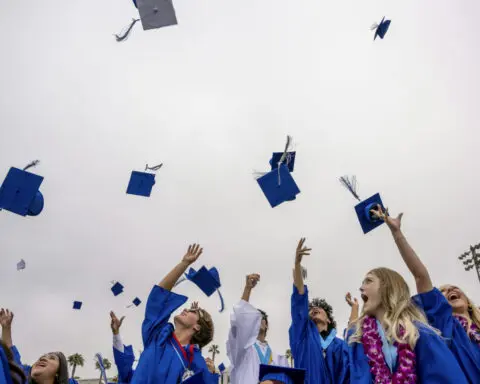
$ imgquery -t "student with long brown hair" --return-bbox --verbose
[372,206,480,383]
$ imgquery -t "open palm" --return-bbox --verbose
[183,244,203,265]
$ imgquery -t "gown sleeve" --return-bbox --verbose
[141,285,188,348]
[226,300,261,368]
[412,288,454,338]
[415,325,468,384]
[289,285,310,359]
[113,344,135,383]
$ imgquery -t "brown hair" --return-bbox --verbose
[29,352,69,384]
[192,308,214,348]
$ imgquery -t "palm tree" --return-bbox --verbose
[285,349,293,367]
[95,357,112,384]
[67,354,85,379]
[208,344,220,363]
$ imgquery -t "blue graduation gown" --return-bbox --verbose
[289,285,349,384]
[113,345,135,383]
[10,346,30,382]
[0,347,13,384]
[413,288,480,384]
[346,323,469,383]
[130,286,217,384]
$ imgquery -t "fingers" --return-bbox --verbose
[110,311,117,321]
[397,212,403,221]
[297,237,305,250]
[119,316,125,326]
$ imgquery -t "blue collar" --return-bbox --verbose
[319,328,337,350]
[376,320,398,372]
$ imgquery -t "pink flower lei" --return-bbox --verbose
[454,315,480,346]
[361,316,417,384]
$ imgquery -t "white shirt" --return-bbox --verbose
[113,333,124,353]
[226,300,288,384]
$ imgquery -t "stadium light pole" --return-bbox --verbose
[458,243,480,284]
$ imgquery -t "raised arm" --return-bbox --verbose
[158,244,203,290]
[345,292,359,326]
[293,238,311,295]
[0,309,14,348]
[372,206,433,294]
[242,273,260,302]
[110,311,125,352]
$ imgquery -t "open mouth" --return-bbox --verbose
[361,294,369,303]
[448,293,460,301]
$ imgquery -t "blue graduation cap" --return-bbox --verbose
[126,171,156,197]
[0,166,44,217]
[339,176,385,234]
[218,363,226,373]
[132,297,142,306]
[17,259,26,271]
[257,164,300,208]
[115,0,178,42]
[270,152,296,173]
[259,364,306,384]
[73,301,82,310]
[111,282,124,296]
[373,17,391,40]
[174,266,225,312]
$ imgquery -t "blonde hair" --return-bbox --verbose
[439,284,480,330]
[348,267,438,349]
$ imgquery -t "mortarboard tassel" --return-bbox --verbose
[145,163,163,172]
[217,290,225,313]
[370,23,379,31]
[339,175,361,201]
[277,135,292,186]
[115,18,141,42]
[23,160,39,171]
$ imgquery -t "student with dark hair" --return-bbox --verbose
[0,308,69,384]
[289,238,349,384]
[227,273,287,384]
[130,244,217,384]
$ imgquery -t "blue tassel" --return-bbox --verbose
[217,290,225,313]
[115,18,140,42]
[339,175,361,201]
[23,160,39,171]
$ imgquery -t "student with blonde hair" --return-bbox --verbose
[346,266,467,381]
[371,206,480,383]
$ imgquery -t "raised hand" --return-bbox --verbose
[0,309,14,329]
[370,205,403,233]
[182,244,203,265]
[110,311,125,335]
[295,238,312,264]
[205,357,215,373]
[245,274,260,290]
[345,292,358,308]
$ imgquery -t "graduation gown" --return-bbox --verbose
[413,288,480,384]
[289,285,349,384]
[346,323,469,383]
[226,300,288,384]
[113,344,135,383]
[0,347,12,384]
[130,286,217,384]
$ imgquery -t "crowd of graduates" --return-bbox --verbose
[1,208,479,384]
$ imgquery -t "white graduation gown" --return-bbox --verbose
[226,300,288,384]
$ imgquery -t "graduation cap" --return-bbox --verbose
[259,364,306,384]
[115,0,178,42]
[339,176,385,234]
[372,17,391,40]
[73,301,83,310]
[127,297,142,308]
[17,259,26,271]
[270,152,296,172]
[0,161,44,217]
[174,266,225,312]
[126,163,162,197]
[111,282,124,296]
[218,363,226,373]
[256,136,300,208]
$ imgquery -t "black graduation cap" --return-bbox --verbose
[115,0,178,42]
[259,364,306,384]
[372,17,391,40]
[339,176,385,234]
[0,163,44,217]
[73,301,82,310]
[132,297,142,306]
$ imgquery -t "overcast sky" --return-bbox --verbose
[1,0,479,379]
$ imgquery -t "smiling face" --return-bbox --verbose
[360,272,383,316]
[440,285,469,314]
[31,353,60,381]
[309,307,330,326]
